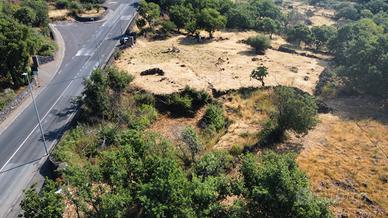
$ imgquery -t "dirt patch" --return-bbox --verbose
[114,31,326,95]
[296,98,388,217]
[284,0,335,26]
[78,7,106,18]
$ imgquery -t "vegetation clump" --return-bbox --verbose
[160,86,210,117]
[245,34,271,54]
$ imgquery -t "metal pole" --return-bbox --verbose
[25,73,49,155]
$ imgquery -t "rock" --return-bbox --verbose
[304,76,310,81]
[141,68,165,76]
[252,57,259,61]
[361,194,375,205]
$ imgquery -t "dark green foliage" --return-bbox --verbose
[250,66,269,86]
[169,4,195,31]
[20,180,65,218]
[181,125,203,163]
[82,69,110,119]
[21,0,49,27]
[198,8,227,38]
[107,67,134,94]
[55,0,70,9]
[245,34,271,54]
[287,24,313,47]
[311,25,336,50]
[241,152,332,218]
[274,86,318,135]
[162,86,210,116]
[195,151,233,177]
[260,87,318,145]
[201,103,226,132]
[328,18,387,98]
[226,5,254,29]
[13,6,36,26]
[138,0,160,29]
[134,92,156,106]
[255,17,281,38]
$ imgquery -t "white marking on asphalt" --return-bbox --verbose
[0,78,74,173]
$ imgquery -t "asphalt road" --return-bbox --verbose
[0,0,138,216]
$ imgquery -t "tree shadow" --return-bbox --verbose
[178,36,214,46]
[237,49,259,57]
[325,96,388,125]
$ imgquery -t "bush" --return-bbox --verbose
[201,104,226,132]
[162,86,210,116]
[195,151,234,177]
[0,90,16,111]
[134,92,155,106]
[245,34,271,54]
[241,152,332,217]
[55,0,70,9]
[128,104,158,130]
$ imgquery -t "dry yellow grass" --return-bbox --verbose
[297,113,388,217]
[214,89,274,150]
[114,31,326,95]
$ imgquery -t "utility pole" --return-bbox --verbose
[23,72,49,155]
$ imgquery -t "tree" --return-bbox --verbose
[241,152,331,217]
[169,4,195,31]
[20,180,65,218]
[21,0,49,27]
[255,17,281,38]
[274,86,318,136]
[287,24,313,47]
[13,6,36,26]
[0,16,34,89]
[311,25,336,50]
[226,5,254,29]
[138,0,160,29]
[328,19,387,97]
[245,34,271,54]
[198,8,227,38]
[181,126,203,163]
[82,69,110,119]
[250,66,269,86]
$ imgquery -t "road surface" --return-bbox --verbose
[0,0,138,216]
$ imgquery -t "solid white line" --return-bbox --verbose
[0,79,75,173]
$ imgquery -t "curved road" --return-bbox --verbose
[0,0,138,216]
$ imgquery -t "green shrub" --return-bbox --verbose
[245,34,271,54]
[55,0,70,9]
[134,92,156,106]
[230,144,244,156]
[162,86,210,116]
[201,104,225,132]
[128,104,158,130]
[0,90,16,111]
[195,151,234,177]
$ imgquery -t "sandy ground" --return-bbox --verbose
[297,98,388,217]
[284,0,336,26]
[114,31,326,95]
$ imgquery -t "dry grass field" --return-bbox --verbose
[114,31,326,95]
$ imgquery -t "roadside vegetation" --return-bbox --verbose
[0,0,56,105]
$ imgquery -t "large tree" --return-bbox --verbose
[198,8,227,38]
